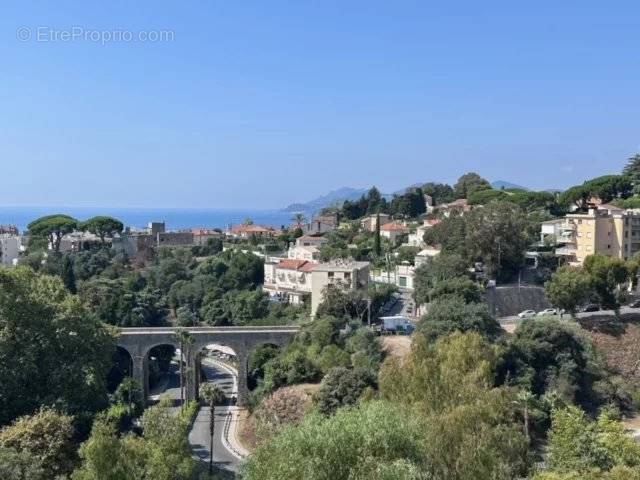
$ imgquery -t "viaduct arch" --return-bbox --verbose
[116,326,300,406]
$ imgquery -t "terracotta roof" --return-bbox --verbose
[299,262,316,273]
[297,234,327,242]
[230,224,275,234]
[277,259,311,271]
[191,228,222,235]
[424,219,441,227]
[380,222,409,232]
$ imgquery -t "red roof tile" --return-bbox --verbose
[380,222,409,232]
[277,259,311,271]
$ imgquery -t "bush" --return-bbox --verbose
[0,408,76,479]
[243,401,425,480]
[250,385,315,444]
[314,367,377,416]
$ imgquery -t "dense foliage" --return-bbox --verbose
[72,399,198,480]
[0,267,114,426]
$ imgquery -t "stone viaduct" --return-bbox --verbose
[117,326,300,406]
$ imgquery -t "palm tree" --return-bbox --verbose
[514,390,536,442]
[292,212,306,226]
[173,329,194,412]
[200,383,226,474]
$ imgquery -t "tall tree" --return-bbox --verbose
[373,213,381,257]
[422,182,456,205]
[291,213,306,226]
[453,172,491,199]
[200,384,226,475]
[27,215,78,252]
[583,254,630,313]
[60,254,77,294]
[498,318,603,409]
[0,267,114,425]
[173,329,194,411]
[81,216,124,244]
[464,201,530,280]
[545,266,593,317]
[623,153,640,194]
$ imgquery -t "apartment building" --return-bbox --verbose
[310,260,370,316]
[303,212,340,235]
[263,259,315,305]
[542,206,640,265]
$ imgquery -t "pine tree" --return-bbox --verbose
[60,255,76,294]
[374,213,381,257]
[623,153,640,194]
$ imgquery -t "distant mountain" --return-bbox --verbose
[491,180,528,191]
[392,183,423,195]
[283,187,369,213]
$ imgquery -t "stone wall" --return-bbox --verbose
[485,285,550,318]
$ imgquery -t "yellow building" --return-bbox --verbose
[543,206,640,265]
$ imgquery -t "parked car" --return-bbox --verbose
[537,308,557,316]
[518,310,536,319]
[581,304,600,312]
[629,299,640,308]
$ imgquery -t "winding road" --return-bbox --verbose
[149,357,246,474]
[189,358,245,473]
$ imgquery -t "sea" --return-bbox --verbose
[0,206,297,233]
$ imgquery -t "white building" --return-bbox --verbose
[288,245,320,262]
[263,259,315,305]
[380,222,409,243]
[406,219,441,248]
[415,247,441,267]
[0,235,20,267]
[295,235,328,248]
[371,264,415,290]
[56,231,102,252]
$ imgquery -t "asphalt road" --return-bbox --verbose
[188,358,243,473]
[148,363,182,405]
[147,358,243,473]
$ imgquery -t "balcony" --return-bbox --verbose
[555,246,577,256]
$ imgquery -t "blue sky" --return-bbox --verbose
[1,1,639,208]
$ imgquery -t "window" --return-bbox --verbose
[399,276,407,287]
[344,272,351,281]
[328,272,334,279]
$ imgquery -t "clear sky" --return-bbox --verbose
[1,1,639,208]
